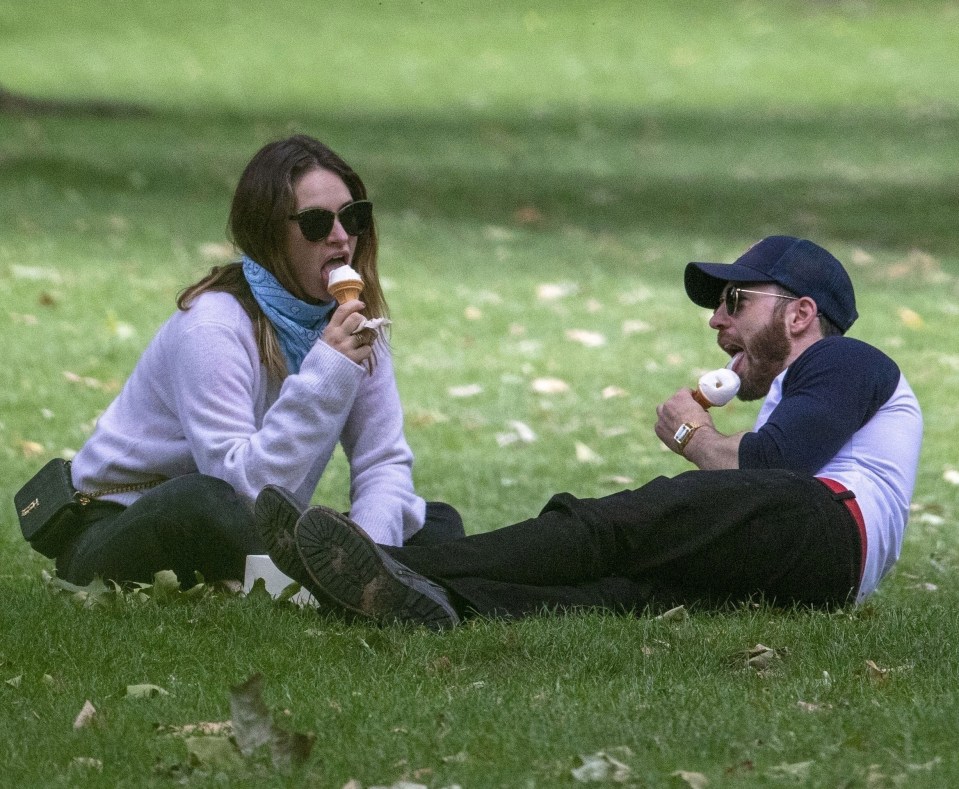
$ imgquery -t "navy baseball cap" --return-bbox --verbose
[684,235,858,332]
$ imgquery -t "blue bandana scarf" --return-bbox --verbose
[242,255,337,373]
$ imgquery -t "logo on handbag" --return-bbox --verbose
[20,498,40,517]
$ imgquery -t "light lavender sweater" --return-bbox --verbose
[71,291,426,546]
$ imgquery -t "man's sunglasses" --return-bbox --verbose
[289,200,373,242]
[722,287,798,316]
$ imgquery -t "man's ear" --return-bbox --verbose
[788,296,820,335]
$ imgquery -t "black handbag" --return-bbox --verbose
[14,458,90,559]
[14,458,165,559]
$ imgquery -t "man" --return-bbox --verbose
[255,236,923,629]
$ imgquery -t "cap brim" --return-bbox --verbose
[684,261,777,310]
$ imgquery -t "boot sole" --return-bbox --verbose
[253,486,344,612]
[253,485,311,586]
[295,506,460,630]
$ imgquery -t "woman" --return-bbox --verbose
[55,135,462,587]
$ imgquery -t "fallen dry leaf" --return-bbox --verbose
[886,249,943,282]
[914,511,945,526]
[16,439,44,458]
[11,264,63,282]
[600,426,628,438]
[370,783,428,789]
[231,673,277,755]
[906,757,943,773]
[70,757,103,772]
[408,409,449,427]
[199,241,235,261]
[572,747,633,782]
[428,655,453,674]
[655,605,688,621]
[565,329,607,348]
[63,370,116,392]
[230,673,316,771]
[601,385,627,399]
[723,759,755,777]
[515,205,544,224]
[496,420,538,447]
[158,721,233,737]
[531,377,570,394]
[464,305,482,320]
[106,314,136,340]
[672,770,709,789]
[126,683,169,699]
[448,383,483,398]
[185,736,245,771]
[483,225,515,242]
[73,700,97,729]
[575,441,603,464]
[729,643,781,672]
[508,420,536,442]
[865,659,891,684]
[622,319,652,335]
[767,761,813,781]
[897,307,924,329]
[746,644,778,671]
[796,700,832,713]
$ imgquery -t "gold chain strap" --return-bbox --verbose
[77,478,166,505]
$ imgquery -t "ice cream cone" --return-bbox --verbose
[694,367,741,408]
[692,389,714,409]
[329,281,363,304]
[328,264,364,305]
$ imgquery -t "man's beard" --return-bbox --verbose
[737,318,791,401]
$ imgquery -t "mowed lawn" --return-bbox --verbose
[2,2,959,786]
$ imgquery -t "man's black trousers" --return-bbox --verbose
[385,469,863,618]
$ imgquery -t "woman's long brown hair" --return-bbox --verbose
[178,135,386,379]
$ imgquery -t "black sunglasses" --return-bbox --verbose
[288,200,373,242]
[723,286,798,316]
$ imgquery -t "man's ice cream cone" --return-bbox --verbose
[694,367,741,408]
[692,389,714,409]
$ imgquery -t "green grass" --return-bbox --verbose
[3,1,959,785]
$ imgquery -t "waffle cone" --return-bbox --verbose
[692,389,714,409]
[329,281,363,304]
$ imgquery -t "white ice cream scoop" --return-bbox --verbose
[327,264,364,304]
[328,264,362,287]
[692,367,741,408]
